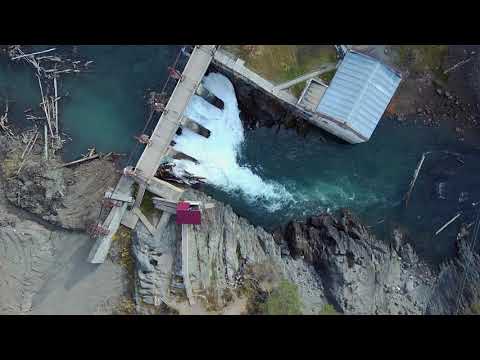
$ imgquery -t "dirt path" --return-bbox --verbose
[30,232,127,315]
[0,211,128,315]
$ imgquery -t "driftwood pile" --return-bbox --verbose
[0,100,14,139]
[6,45,94,163]
[8,46,93,79]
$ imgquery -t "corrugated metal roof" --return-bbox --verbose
[316,51,401,140]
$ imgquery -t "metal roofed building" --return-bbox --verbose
[313,50,402,144]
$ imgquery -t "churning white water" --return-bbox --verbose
[172,72,294,211]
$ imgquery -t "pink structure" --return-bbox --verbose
[176,201,201,225]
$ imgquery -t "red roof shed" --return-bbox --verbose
[176,201,201,225]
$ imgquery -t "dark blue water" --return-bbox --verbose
[204,118,480,266]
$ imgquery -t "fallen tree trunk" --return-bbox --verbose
[405,152,430,208]
[56,154,100,168]
[435,213,462,236]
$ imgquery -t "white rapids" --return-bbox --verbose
[172,72,294,211]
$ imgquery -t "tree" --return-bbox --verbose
[261,280,302,315]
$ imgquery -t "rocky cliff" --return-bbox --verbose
[426,223,480,314]
[284,210,436,314]
[131,187,480,315]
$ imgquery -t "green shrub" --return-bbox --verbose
[261,280,302,315]
[470,303,480,315]
[318,303,340,315]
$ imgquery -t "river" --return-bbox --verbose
[1,45,479,267]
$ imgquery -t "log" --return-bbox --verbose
[435,213,461,236]
[54,76,59,139]
[21,130,38,159]
[405,152,428,208]
[16,131,39,175]
[43,124,48,161]
[37,74,54,137]
[11,48,56,60]
[444,57,472,75]
[55,154,100,168]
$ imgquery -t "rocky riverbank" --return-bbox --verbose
[0,131,130,314]
[131,187,480,315]
[383,45,480,143]
[0,135,119,231]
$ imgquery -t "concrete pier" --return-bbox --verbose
[88,45,216,265]
[135,45,217,180]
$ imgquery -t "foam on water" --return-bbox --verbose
[172,72,389,214]
[172,73,294,211]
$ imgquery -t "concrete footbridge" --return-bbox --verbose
[88,45,217,267]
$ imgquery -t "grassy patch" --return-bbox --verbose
[291,81,307,98]
[237,262,280,314]
[467,302,480,315]
[260,279,302,315]
[222,45,337,85]
[393,45,448,81]
[113,297,136,315]
[131,183,157,220]
[112,225,134,273]
[140,190,156,219]
[2,151,22,178]
[318,303,340,315]
[137,300,180,315]
[319,69,336,84]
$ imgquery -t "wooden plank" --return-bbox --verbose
[153,211,172,238]
[132,207,156,235]
[133,183,147,209]
[105,190,134,204]
[152,198,177,214]
[146,177,184,201]
[121,210,139,230]
[88,202,129,264]
[182,224,195,305]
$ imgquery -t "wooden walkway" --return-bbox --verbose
[135,45,217,180]
[274,63,337,91]
[88,45,217,265]
[87,175,134,263]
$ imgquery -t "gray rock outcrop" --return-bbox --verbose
[426,224,480,314]
[284,210,435,314]
[134,189,474,315]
